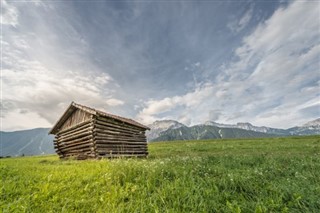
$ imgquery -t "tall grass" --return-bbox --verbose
[1,136,320,212]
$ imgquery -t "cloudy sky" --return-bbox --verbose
[1,0,319,131]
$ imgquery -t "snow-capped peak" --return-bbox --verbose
[149,120,185,129]
[303,118,320,127]
[146,120,186,141]
[205,121,269,133]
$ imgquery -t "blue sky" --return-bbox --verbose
[1,0,319,131]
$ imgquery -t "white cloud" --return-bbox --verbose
[106,98,125,106]
[137,83,215,124]
[0,0,19,27]
[2,62,113,126]
[1,3,122,131]
[2,0,319,131]
[227,5,253,33]
[2,109,51,131]
[137,0,320,128]
[194,62,200,67]
[218,0,320,127]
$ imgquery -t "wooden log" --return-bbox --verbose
[59,140,93,150]
[95,139,147,144]
[94,133,146,141]
[94,123,143,136]
[90,137,97,158]
[58,137,93,146]
[96,140,147,146]
[95,146,147,151]
[58,125,93,138]
[58,128,92,139]
[93,127,145,136]
[56,135,93,144]
[96,140,147,145]
[95,119,144,134]
[58,120,92,134]
[95,143,147,148]
[94,132,146,141]
[56,150,63,154]
[95,138,147,144]
[59,140,94,150]
[93,128,128,137]
[59,142,93,151]
[95,132,144,140]
[57,153,64,158]
[96,149,148,154]
[54,138,61,154]
[96,116,146,131]
[58,130,93,142]
[95,145,147,149]
[94,132,145,141]
[57,135,92,145]
[87,153,96,158]
[96,145,147,150]
[95,138,147,143]
[60,147,92,154]
[94,124,144,136]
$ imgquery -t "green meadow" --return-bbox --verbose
[1,136,320,212]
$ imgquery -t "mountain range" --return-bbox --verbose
[1,118,319,157]
[0,128,54,157]
[147,118,320,141]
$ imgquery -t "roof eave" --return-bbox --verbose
[49,101,150,134]
[48,102,77,134]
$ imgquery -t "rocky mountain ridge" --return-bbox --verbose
[148,118,320,141]
[146,120,186,141]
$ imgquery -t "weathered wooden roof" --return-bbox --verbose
[49,102,150,134]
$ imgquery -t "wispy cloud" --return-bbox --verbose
[1,2,123,130]
[227,4,254,33]
[0,0,19,27]
[1,0,319,130]
[106,99,125,107]
[137,0,320,128]
[222,0,320,127]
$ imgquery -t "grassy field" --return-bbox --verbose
[1,136,320,212]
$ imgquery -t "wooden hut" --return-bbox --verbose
[49,102,150,159]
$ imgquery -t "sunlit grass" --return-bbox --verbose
[1,136,320,212]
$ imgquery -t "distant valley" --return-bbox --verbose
[1,118,319,157]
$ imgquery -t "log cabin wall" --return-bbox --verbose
[93,116,148,158]
[54,120,95,159]
[54,109,95,159]
[59,109,92,131]
[51,102,149,159]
